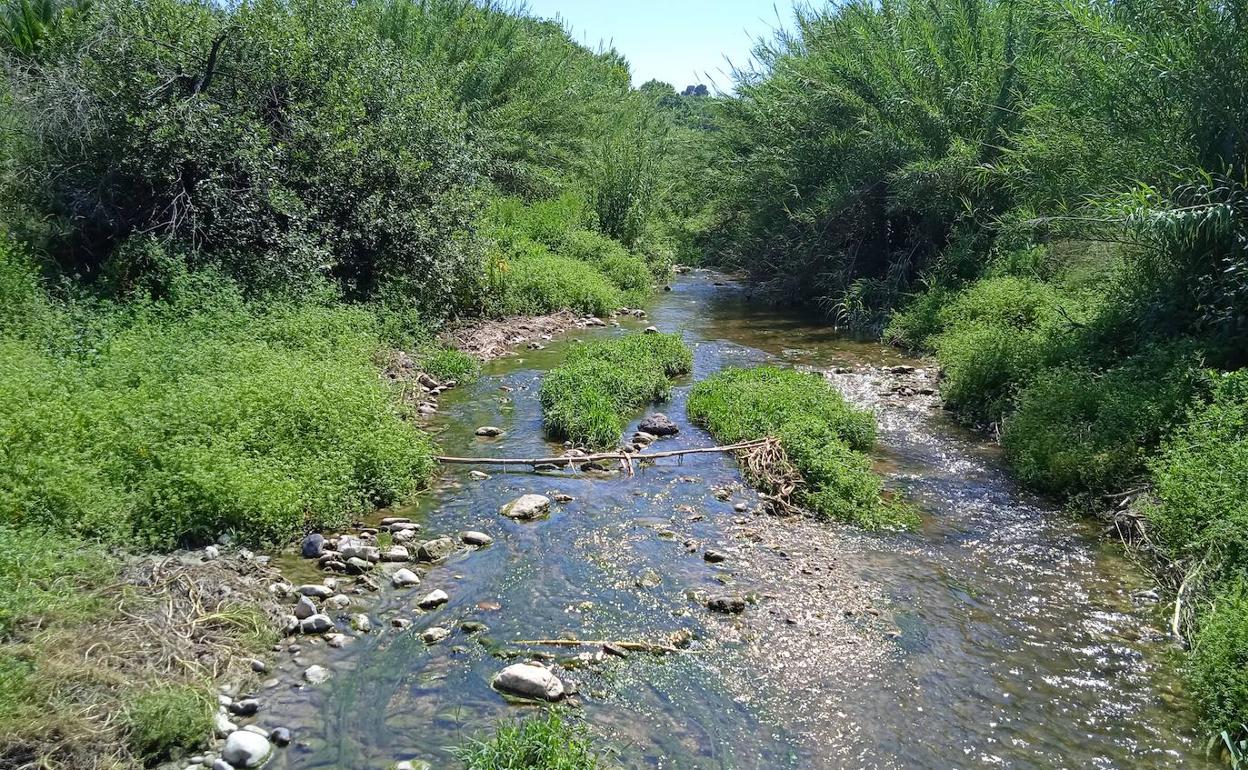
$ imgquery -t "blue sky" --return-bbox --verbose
[522,0,801,89]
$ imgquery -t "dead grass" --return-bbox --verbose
[0,552,284,769]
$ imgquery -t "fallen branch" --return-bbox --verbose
[436,438,775,468]
[511,639,689,655]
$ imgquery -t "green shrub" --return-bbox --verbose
[1187,587,1248,735]
[883,286,951,351]
[491,250,625,318]
[453,709,603,770]
[540,333,692,448]
[687,367,914,529]
[1003,346,1202,497]
[123,685,213,762]
[0,283,435,547]
[1147,371,1248,584]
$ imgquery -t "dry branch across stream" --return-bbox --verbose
[435,438,776,476]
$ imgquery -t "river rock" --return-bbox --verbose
[299,614,334,634]
[418,589,450,609]
[415,536,456,562]
[380,516,410,526]
[381,545,410,562]
[227,698,260,717]
[392,568,421,588]
[470,470,491,481]
[294,595,317,620]
[500,494,551,520]
[475,426,505,437]
[638,413,678,436]
[461,531,493,547]
[345,557,374,574]
[644,325,660,334]
[303,665,332,685]
[222,731,272,768]
[350,614,372,633]
[392,529,417,544]
[707,595,746,614]
[421,627,450,644]
[325,633,349,648]
[703,549,727,564]
[297,584,333,599]
[491,663,565,701]
[327,593,351,610]
[339,542,380,563]
[631,431,656,445]
[301,534,325,559]
[268,727,292,747]
[214,711,237,737]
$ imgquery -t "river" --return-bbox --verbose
[263,273,1213,770]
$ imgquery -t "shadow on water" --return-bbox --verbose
[264,273,1214,770]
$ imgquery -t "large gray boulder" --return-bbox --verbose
[416,537,457,562]
[492,663,565,701]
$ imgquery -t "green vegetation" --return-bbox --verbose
[687,0,1248,743]
[687,367,914,530]
[123,685,214,763]
[540,333,692,449]
[453,710,605,770]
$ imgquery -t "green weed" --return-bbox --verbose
[123,685,214,763]
[540,333,692,448]
[453,709,604,770]
[687,367,915,530]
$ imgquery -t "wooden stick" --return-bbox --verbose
[435,438,774,467]
[511,639,688,655]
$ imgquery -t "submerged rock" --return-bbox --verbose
[501,494,551,520]
[491,663,565,701]
[707,595,746,614]
[469,470,491,481]
[303,664,332,685]
[222,731,272,768]
[638,413,678,437]
[475,426,505,437]
[421,627,450,644]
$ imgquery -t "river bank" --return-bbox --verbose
[184,273,1212,770]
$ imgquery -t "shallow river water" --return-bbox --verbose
[265,274,1213,770]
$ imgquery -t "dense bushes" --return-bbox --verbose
[687,367,914,530]
[0,253,435,547]
[540,333,692,448]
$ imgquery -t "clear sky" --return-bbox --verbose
[521,0,801,90]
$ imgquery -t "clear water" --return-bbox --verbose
[262,274,1212,770]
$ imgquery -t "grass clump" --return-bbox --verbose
[539,333,692,449]
[122,685,214,763]
[687,367,915,530]
[453,709,604,770]
[491,249,626,318]
[1186,587,1248,739]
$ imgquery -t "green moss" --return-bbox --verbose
[454,709,603,770]
[687,367,915,530]
[539,332,692,448]
[123,685,214,763]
